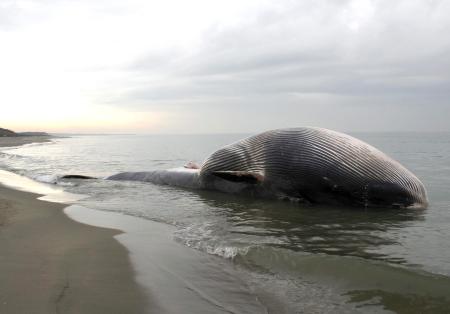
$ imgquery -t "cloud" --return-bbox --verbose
[2,0,449,132]
[108,1,449,105]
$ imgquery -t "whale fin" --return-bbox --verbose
[212,171,264,184]
[184,161,201,169]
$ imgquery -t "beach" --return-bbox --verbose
[0,137,269,314]
[0,136,52,148]
[0,139,148,313]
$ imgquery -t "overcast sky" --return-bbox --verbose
[1,0,449,133]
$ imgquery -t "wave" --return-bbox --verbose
[0,157,74,187]
[0,152,28,161]
[173,226,450,312]
[180,234,450,292]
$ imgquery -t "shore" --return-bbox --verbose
[0,135,53,148]
[0,185,148,313]
[0,136,274,314]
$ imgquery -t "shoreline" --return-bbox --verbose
[0,134,150,314]
[65,204,272,314]
[0,137,272,313]
[0,184,149,313]
[0,135,54,148]
[0,174,273,314]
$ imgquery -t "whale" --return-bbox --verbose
[106,127,428,209]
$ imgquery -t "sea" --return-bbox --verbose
[1,132,449,313]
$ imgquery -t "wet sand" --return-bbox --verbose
[0,184,148,313]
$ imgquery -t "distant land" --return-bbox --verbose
[51,133,135,136]
[0,128,16,137]
[0,127,49,137]
[17,132,50,136]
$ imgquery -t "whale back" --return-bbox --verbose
[199,127,428,208]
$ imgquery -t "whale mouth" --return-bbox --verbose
[358,180,428,209]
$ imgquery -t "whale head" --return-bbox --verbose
[364,180,428,209]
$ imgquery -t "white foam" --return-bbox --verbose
[173,223,251,259]
[31,173,59,184]
[0,169,85,203]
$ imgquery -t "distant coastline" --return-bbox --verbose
[0,127,53,148]
[0,127,53,147]
[0,127,49,137]
[0,136,52,148]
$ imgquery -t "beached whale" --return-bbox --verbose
[106,127,428,209]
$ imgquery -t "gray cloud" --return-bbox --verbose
[6,0,447,132]
[108,0,449,116]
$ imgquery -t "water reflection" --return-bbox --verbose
[183,190,450,313]
[193,189,425,264]
[345,289,450,314]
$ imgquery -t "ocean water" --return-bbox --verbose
[1,132,450,313]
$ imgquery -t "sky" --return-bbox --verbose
[1,0,449,133]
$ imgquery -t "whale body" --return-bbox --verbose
[107,127,428,209]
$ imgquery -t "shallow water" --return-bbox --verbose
[1,132,450,313]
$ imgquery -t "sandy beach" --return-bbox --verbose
[0,136,148,313]
[0,185,148,314]
[0,136,53,148]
